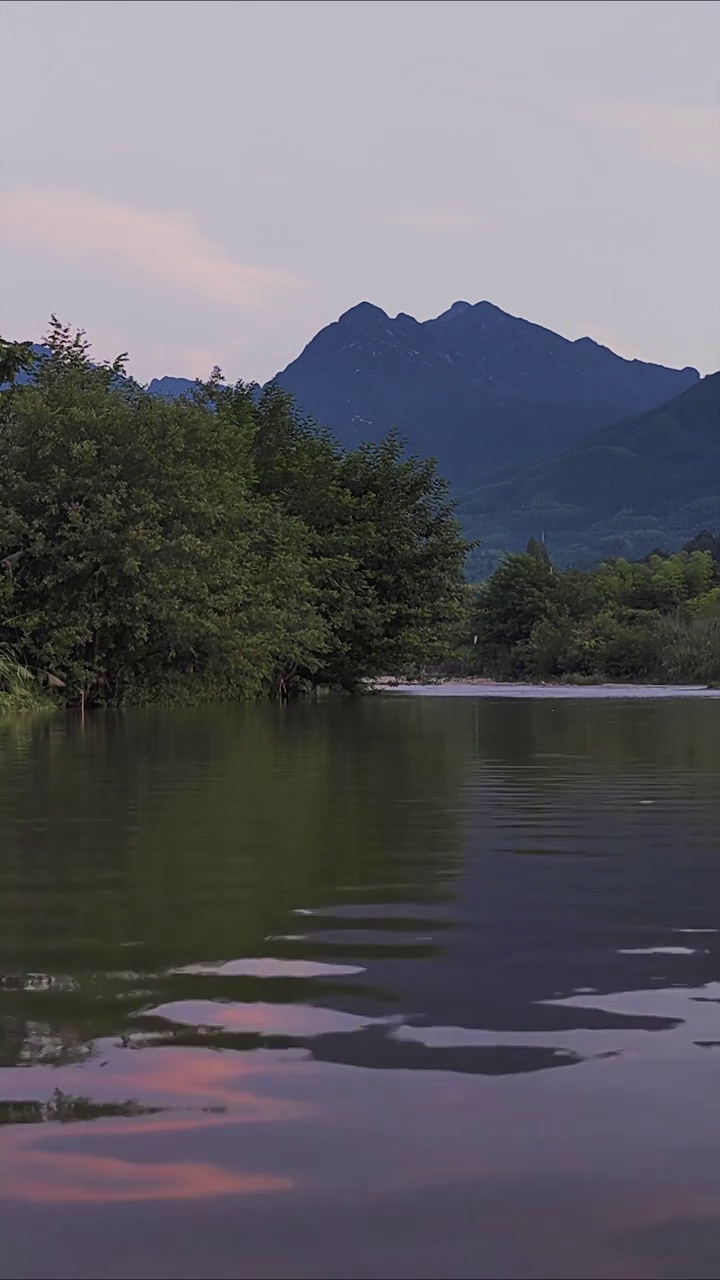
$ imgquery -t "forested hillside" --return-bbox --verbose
[461,373,720,576]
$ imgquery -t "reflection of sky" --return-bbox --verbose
[1,1036,720,1279]
[1,1143,292,1204]
[1,701,719,1278]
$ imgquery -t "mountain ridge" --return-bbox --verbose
[145,303,698,486]
[12,308,704,528]
[459,371,720,575]
[270,300,698,483]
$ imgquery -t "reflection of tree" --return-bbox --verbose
[309,1025,583,1076]
[0,1088,156,1126]
[1,701,468,964]
[0,700,468,1068]
[3,697,716,1086]
[1,973,76,993]
[0,1015,97,1068]
[467,696,720,778]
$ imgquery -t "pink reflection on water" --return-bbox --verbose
[0,1139,293,1203]
[141,999,389,1038]
[0,1046,308,1205]
[0,1043,317,1118]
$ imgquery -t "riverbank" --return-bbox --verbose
[0,694,53,716]
[376,678,720,699]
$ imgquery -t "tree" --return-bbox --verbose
[217,385,469,689]
[468,533,720,685]
[0,338,36,386]
[684,530,720,564]
[316,436,468,685]
[0,323,323,703]
[1,324,469,703]
[526,536,551,567]
[473,552,557,676]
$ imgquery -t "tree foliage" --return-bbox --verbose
[470,540,720,685]
[0,324,468,705]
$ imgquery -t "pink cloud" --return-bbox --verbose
[70,331,250,383]
[0,188,305,307]
[581,102,720,175]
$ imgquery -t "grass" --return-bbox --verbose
[0,644,50,715]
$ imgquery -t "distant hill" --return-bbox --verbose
[271,301,698,483]
[459,372,720,576]
[5,349,198,398]
[11,361,203,401]
[146,375,199,398]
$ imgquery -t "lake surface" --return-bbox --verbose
[1,696,719,1280]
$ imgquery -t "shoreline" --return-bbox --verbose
[374,678,720,700]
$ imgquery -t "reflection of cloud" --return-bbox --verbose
[1,1043,316,1119]
[581,102,720,174]
[0,1147,292,1203]
[144,998,386,1038]
[122,1046,314,1116]
[0,1047,303,1204]
[377,212,486,233]
[0,188,305,307]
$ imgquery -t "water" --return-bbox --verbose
[0,696,719,1280]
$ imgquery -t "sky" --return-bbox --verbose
[1,0,718,384]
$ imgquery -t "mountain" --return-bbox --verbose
[147,375,199,398]
[459,372,720,576]
[271,301,699,483]
[11,360,203,402]
[11,310,702,501]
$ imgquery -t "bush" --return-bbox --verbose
[469,541,720,685]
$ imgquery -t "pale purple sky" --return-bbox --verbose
[1,0,718,383]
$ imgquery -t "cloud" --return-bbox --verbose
[377,212,486,233]
[0,188,305,307]
[581,102,720,175]
[131,339,249,383]
[56,327,251,384]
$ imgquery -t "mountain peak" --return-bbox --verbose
[471,299,506,316]
[429,300,510,331]
[337,302,388,325]
[434,301,473,322]
[273,301,699,484]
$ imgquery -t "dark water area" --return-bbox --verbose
[0,696,719,1280]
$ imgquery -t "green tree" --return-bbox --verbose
[526,536,551,567]
[0,323,323,703]
[469,534,720,685]
[473,552,558,678]
[219,383,468,689]
[0,338,36,386]
[1,324,468,703]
